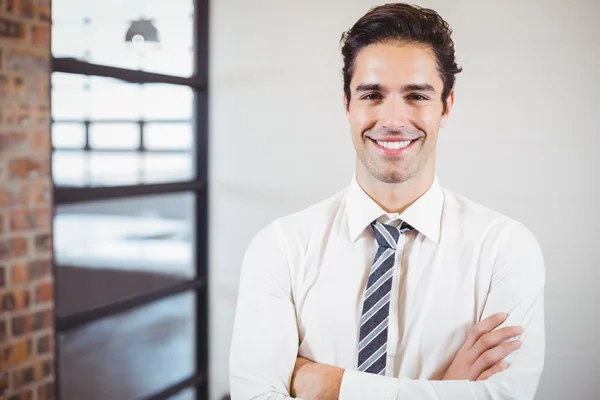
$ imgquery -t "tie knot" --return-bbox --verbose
[371,220,413,249]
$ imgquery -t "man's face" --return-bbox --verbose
[345,41,453,185]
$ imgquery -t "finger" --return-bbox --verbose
[472,339,522,376]
[476,360,511,381]
[471,325,523,359]
[463,313,508,349]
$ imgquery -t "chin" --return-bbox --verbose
[371,169,414,184]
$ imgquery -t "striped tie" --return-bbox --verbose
[357,220,413,375]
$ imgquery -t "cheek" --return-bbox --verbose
[350,105,378,133]
[415,107,442,133]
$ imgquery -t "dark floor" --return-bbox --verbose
[58,268,196,400]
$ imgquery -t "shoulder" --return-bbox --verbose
[443,188,529,236]
[247,187,347,252]
[443,188,544,269]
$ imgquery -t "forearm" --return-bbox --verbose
[340,371,542,400]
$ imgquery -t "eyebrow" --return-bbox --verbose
[355,83,436,94]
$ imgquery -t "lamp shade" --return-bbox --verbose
[125,19,159,42]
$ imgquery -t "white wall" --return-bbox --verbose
[209,1,600,399]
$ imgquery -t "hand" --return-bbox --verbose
[291,357,344,400]
[443,312,523,381]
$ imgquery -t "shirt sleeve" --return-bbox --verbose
[339,221,546,400]
[229,222,301,400]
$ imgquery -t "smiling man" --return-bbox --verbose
[229,3,545,400]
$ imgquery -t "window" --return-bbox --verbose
[51,1,208,399]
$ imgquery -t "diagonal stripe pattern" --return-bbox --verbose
[357,220,413,375]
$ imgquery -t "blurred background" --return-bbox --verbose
[0,0,598,399]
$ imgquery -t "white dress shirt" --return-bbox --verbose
[229,177,545,400]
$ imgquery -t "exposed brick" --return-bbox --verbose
[2,4,54,397]
[31,24,49,48]
[35,358,53,379]
[37,3,51,22]
[34,281,51,303]
[10,359,52,390]
[7,388,33,400]
[29,130,51,152]
[0,131,28,151]
[13,75,26,96]
[31,309,51,331]
[5,104,32,127]
[0,371,8,397]
[37,381,54,400]
[11,314,31,337]
[0,17,25,40]
[9,208,50,231]
[0,183,30,207]
[0,237,29,260]
[21,0,35,19]
[1,288,30,312]
[11,365,35,389]
[0,74,8,95]
[36,334,52,355]
[29,179,51,206]
[11,262,28,285]
[9,209,28,230]
[34,234,51,252]
[5,0,17,16]
[28,259,51,280]
[2,339,32,367]
[6,50,49,73]
[0,318,7,341]
[31,104,50,127]
[8,157,49,179]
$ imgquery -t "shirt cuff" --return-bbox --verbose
[429,379,477,400]
[339,369,397,400]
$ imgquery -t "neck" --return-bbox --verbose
[356,165,434,214]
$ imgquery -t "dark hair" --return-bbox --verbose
[340,3,462,112]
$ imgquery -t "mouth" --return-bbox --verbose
[368,137,420,156]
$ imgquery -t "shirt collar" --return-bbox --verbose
[345,175,444,244]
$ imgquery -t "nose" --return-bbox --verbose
[380,95,409,131]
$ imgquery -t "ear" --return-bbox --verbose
[343,92,350,118]
[439,88,455,128]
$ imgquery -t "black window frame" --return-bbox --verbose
[50,1,209,399]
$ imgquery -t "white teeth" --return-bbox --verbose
[376,140,413,150]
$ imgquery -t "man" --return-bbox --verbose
[229,3,545,400]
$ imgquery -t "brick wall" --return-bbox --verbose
[0,0,54,399]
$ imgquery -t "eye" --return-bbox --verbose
[407,94,428,101]
[361,93,382,100]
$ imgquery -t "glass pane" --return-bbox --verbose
[52,123,86,149]
[52,151,194,187]
[51,73,194,121]
[59,291,196,400]
[52,0,194,77]
[89,123,140,149]
[54,192,195,318]
[145,123,192,150]
[51,73,90,120]
[138,84,193,120]
[51,73,195,186]
[143,153,193,183]
[52,151,87,186]
[170,388,196,400]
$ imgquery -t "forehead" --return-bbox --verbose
[351,42,443,90]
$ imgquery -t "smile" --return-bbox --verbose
[376,140,413,150]
[370,138,419,155]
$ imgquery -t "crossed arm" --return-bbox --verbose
[291,312,526,400]
[229,222,545,400]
